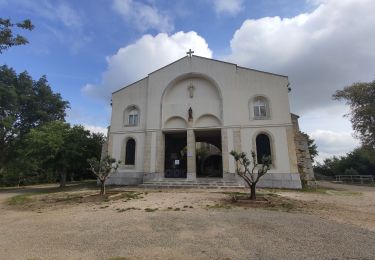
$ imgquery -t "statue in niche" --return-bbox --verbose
[188,107,193,121]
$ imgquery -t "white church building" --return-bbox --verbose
[105,52,313,189]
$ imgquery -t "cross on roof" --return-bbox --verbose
[186,49,194,57]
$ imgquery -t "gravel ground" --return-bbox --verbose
[0,184,374,260]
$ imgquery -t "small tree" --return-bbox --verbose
[88,155,120,195]
[230,150,271,200]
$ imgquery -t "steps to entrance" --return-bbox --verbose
[140,178,244,189]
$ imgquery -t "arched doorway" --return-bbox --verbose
[195,130,223,178]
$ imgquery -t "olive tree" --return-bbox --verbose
[230,150,271,200]
[88,156,120,195]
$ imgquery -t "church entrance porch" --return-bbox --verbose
[164,131,187,178]
[195,129,223,178]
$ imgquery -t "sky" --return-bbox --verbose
[1,0,374,163]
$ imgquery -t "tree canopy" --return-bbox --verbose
[333,80,375,148]
[0,65,70,170]
[0,18,34,53]
[314,146,375,177]
[0,65,104,187]
[24,121,105,187]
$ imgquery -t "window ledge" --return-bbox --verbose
[121,164,135,169]
[124,124,138,127]
[253,117,270,120]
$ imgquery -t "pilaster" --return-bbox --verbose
[143,132,152,173]
[156,131,165,173]
[221,128,229,174]
[186,129,196,180]
[233,128,242,152]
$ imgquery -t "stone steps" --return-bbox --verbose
[140,178,244,189]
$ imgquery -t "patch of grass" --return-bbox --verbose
[299,187,328,194]
[220,191,248,196]
[329,190,362,196]
[280,202,296,211]
[265,192,279,197]
[108,257,130,260]
[7,189,145,211]
[123,191,143,200]
[117,207,141,212]
[144,208,158,212]
[7,193,34,206]
[206,204,232,209]
[174,207,180,211]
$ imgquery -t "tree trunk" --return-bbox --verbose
[100,180,106,195]
[60,171,66,188]
[250,183,256,200]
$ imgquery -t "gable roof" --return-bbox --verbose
[112,55,288,94]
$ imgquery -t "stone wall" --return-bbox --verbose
[291,114,315,181]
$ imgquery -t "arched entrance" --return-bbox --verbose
[195,130,223,178]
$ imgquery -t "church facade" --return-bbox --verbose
[105,54,312,189]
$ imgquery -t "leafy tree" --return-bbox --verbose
[21,121,105,188]
[0,65,69,174]
[64,126,105,181]
[88,156,120,195]
[24,121,71,187]
[0,18,34,53]
[314,147,375,177]
[333,80,375,148]
[230,150,271,200]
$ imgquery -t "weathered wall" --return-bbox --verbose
[291,114,315,181]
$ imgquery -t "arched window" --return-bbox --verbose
[256,134,271,164]
[128,108,138,125]
[124,106,139,126]
[125,138,136,165]
[253,97,269,119]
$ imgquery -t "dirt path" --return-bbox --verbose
[276,181,375,231]
[0,182,374,260]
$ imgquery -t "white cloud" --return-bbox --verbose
[297,104,360,162]
[112,0,173,32]
[56,2,82,28]
[6,0,89,53]
[212,0,244,15]
[13,0,83,29]
[83,124,108,135]
[82,31,212,100]
[310,129,359,163]
[228,0,375,113]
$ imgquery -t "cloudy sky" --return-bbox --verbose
[2,0,374,163]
